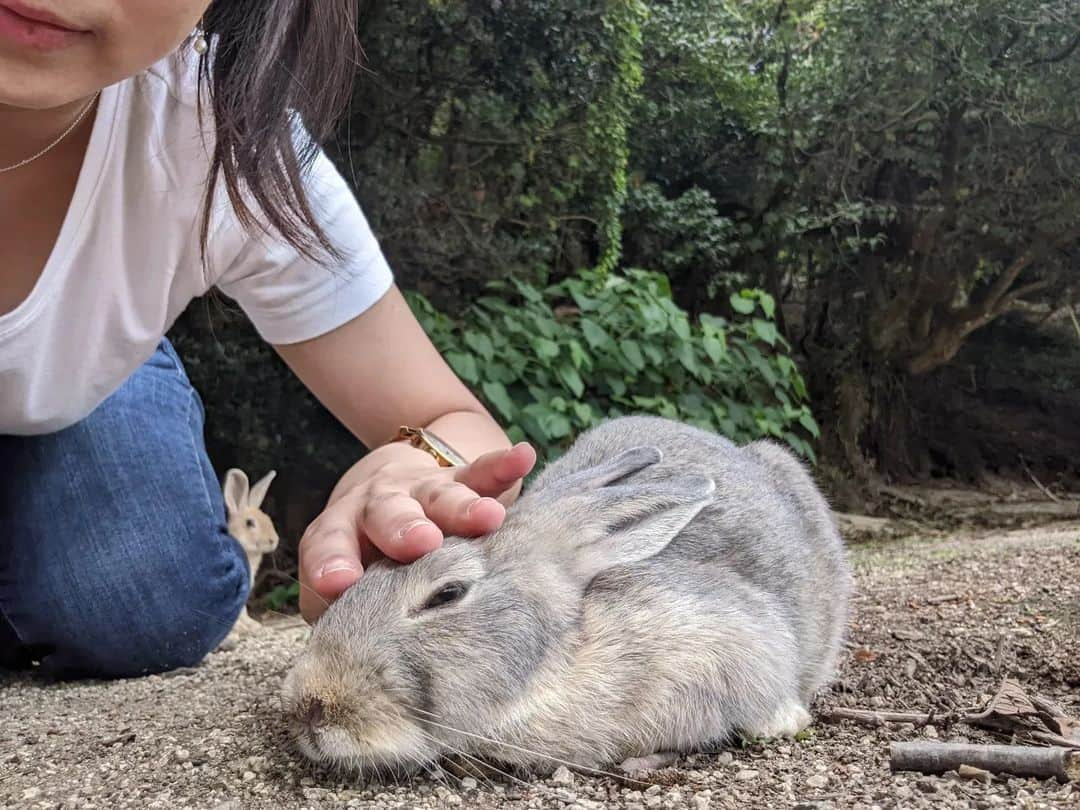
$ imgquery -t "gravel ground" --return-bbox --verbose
[2,522,1078,810]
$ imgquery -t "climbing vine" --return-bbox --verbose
[588,0,647,275]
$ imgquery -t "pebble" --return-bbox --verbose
[922,724,940,739]
[805,774,829,789]
[459,777,478,790]
[22,788,42,801]
[916,778,938,794]
[173,747,191,763]
[714,752,734,767]
[241,771,256,782]
[644,785,663,797]
[735,769,759,781]
[551,765,575,786]
[692,792,711,810]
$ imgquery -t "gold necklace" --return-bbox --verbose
[0,91,101,175]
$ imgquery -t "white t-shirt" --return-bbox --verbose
[0,50,394,436]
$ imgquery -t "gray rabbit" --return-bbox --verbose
[282,415,851,776]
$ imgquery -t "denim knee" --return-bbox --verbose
[0,338,253,679]
[5,526,251,679]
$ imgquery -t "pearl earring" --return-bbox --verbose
[192,22,208,55]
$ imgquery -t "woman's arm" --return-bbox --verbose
[275,284,535,622]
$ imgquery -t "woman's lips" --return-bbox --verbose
[0,1,91,51]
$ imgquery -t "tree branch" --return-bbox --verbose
[904,225,1080,375]
[1026,33,1080,67]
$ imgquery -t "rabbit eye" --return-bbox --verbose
[245,518,256,529]
[422,582,470,611]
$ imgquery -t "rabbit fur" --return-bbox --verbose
[282,416,851,776]
[221,468,278,641]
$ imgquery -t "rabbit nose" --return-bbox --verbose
[303,698,326,729]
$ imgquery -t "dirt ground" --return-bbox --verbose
[2,522,1078,810]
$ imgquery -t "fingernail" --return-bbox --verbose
[466,497,493,517]
[318,557,360,579]
[397,519,433,540]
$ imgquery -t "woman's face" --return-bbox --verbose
[0,0,210,110]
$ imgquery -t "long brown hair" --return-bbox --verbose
[197,0,360,261]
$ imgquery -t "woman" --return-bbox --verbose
[0,1,535,678]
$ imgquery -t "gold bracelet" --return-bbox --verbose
[390,426,467,468]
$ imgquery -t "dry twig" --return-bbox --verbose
[890,741,1079,782]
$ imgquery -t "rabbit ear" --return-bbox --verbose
[248,470,277,510]
[564,475,716,581]
[536,446,663,499]
[223,468,250,515]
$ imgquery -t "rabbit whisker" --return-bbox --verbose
[188,606,242,631]
[412,728,545,798]
[404,711,648,787]
[272,571,331,611]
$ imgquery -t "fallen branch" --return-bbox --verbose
[821,707,954,726]
[823,680,1080,749]
[890,742,1080,782]
[926,593,963,605]
[1018,454,1061,503]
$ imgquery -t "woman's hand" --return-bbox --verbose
[272,284,538,623]
[297,441,536,622]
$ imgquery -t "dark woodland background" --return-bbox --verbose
[169,0,1080,570]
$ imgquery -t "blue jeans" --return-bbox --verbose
[0,339,250,679]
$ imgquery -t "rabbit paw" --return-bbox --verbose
[232,608,263,636]
[746,701,812,739]
[619,751,679,773]
[217,609,262,652]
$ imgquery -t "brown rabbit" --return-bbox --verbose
[220,468,279,644]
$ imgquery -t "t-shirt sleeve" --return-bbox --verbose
[211,146,394,345]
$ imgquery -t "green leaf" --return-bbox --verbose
[620,339,646,369]
[675,343,700,375]
[758,293,776,319]
[752,319,779,346]
[267,582,300,611]
[671,317,692,341]
[463,331,495,361]
[777,355,796,379]
[703,335,725,364]
[730,293,756,315]
[531,337,561,360]
[798,411,821,439]
[512,278,544,304]
[446,352,479,384]
[556,363,585,398]
[581,319,610,349]
[569,340,589,370]
[481,381,516,422]
[571,401,593,425]
[540,411,572,439]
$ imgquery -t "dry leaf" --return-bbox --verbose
[956,764,993,783]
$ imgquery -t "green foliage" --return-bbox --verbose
[406,269,818,462]
[266,582,300,611]
[336,0,659,300]
[627,0,1079,376]
[621,183,744,303]
[588,0,648,274]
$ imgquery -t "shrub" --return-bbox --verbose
[407,267,819,462]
